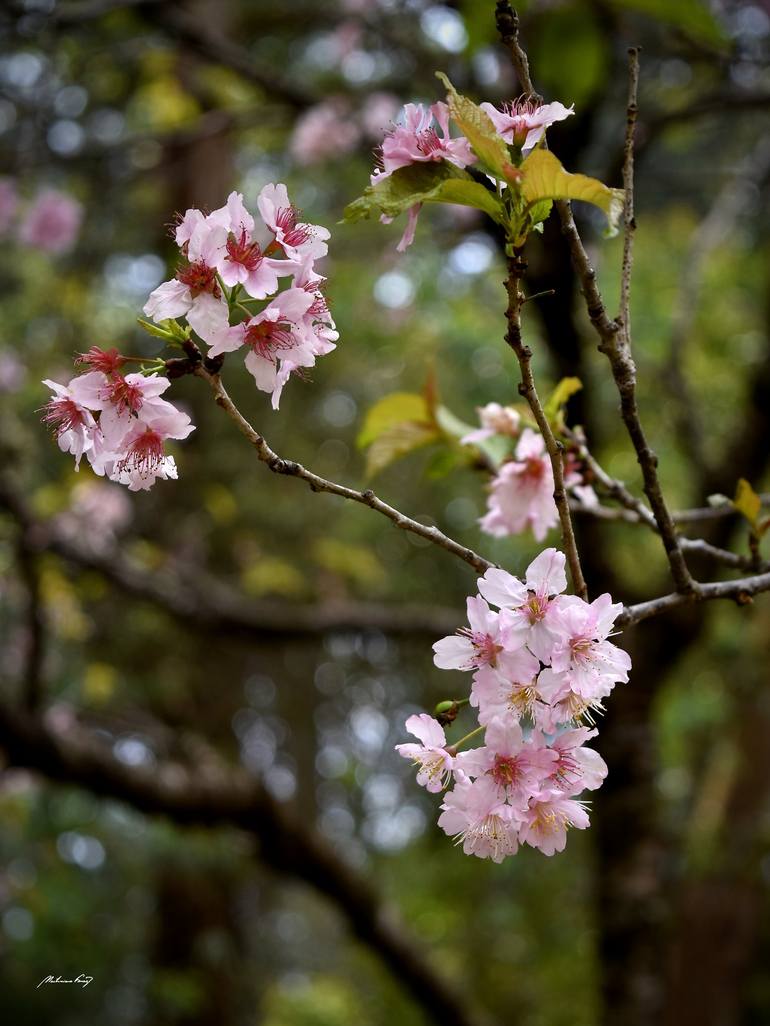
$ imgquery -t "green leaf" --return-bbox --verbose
[363,421,440,478]
[357,392,440,478]
[436,71,512,180]
[137,317,178,341]
[734,478,761,526]
[357,392,433,448]
[544,376,583,421]
[519,149,625,236]
[344,162,503,226]
[607,0,726,47]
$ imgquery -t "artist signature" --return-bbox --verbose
[37,974,93,989]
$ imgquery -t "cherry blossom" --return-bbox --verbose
[374,102,475,179]
[480,98,574,154]
[461,402,521,445]
[438,776,521,862]
[395,714,455,793]
[480,428,558,541]
[549,593,631,694]
[479,548,568,663]
[207,287,317,409]
[257,183,330,264]
[432,595,524,671]
[519,790,589,856]
[470,658,545,726]
[457,718,557,803]
[371,102,476,251]
[41,378,98,469]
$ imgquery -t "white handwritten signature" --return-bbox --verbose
[37,974,93,989]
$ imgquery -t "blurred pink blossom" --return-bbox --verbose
[19,188,83,253]
[290,99,361,166]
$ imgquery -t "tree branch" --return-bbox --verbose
[0,700,493,1026]
[504,254,588,599]
[194,364,495,576]
[619,570,770,627]
[0,478,459,640]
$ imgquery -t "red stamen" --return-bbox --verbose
[118,429,165,476]
[416,127,443,155]
[225,229,264,271]
[42,397,85,435]
[106,376,144,415]
[176,260,220,298]
[275,207,312,248]
[76,346,124,376]
[491,754,522,789]
[243,320,295,360]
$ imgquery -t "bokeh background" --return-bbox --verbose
[1,1,770,1025]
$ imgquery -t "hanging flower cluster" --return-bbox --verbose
[367,96,573,250]
[42,184,337,489]
[462,403,596,541]
[144,185,337,409]
[396,549,631,860]
[42,353,194,491]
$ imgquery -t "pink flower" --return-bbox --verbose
[41,377,98,469]
[461,402,521,445]
[479,547,568,663]
[432,595,524,671]
[537,727,607,794]
[290,99,361,165]
[457,718,557,804]
[207,287,316,409]
[470,652,543,725]
[479,428,557,541]
[548,593,631,693]
[374,102,475,180]
[257,183,330,264]
[143,218,230,344]
[209,191,293,299]
[19,189,82,253]
[395,714,455,793]
[371,102,476,251]
[438,776,520,862]
[479,98,574,154]
[519,790,589,855]
[0,177,19,235]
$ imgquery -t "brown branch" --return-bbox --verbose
[619,48,640,339]
[619,570,770,627]
[504,254,588,599]
[0,478,459,640]
[0,700,493,1026]
[194,364,495,576]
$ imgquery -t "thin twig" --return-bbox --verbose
[504,255,588,599]
[619,570,770,626]
[194,365,495,576]
[619,48,641,338]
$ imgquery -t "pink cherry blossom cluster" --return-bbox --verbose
[462,403,596,541]
[143,185,337,409]
[371,98,573,250]
[42,348,194,491]
[396,548,631,861]
[0,178,82,254]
